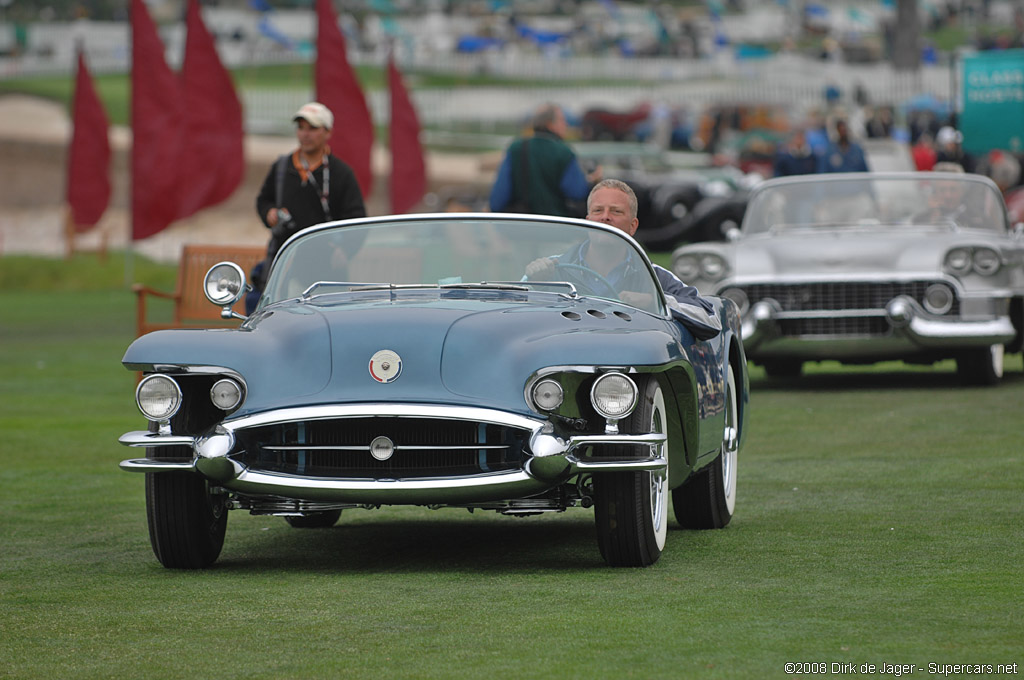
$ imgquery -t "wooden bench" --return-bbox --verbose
[133,244,266,337]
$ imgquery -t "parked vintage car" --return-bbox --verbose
[119,214,749,569]
[671,172,1024,383]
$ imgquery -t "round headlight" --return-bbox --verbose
[136,374,182,422]
[700,254,727,280]
[673,254,700,281]
[972,248,1001,276]
[204,262,246,306]
[531,379,564,411]
[720,287,749,316]
[944,248,972,275]
[923,283,955,315]
[590,373,638,420]
[210,378,243,411]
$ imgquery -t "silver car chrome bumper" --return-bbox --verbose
[742,296,1015,357]
[119,404,666,504]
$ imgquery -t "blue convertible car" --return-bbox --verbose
[119,214,748,568]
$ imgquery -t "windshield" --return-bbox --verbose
[261,217,665,315]
[743,174,1009,235]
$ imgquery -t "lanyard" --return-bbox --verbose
[297,152,332,220]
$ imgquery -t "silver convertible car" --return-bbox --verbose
[671,172,1024,384]
[119,214,749,569]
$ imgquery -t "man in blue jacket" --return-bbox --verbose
[818,118,869,173]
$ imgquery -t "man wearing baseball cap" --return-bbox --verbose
[250,101,367,311]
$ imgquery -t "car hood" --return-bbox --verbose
[123,296,681,418]
[734,229,953,278]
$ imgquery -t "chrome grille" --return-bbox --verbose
[233,417,529,479]
[742,281,960,338]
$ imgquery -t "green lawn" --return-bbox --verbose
[1,256,1021,679]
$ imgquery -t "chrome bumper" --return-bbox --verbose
[741,296,1016,359]
[119,404,666,505]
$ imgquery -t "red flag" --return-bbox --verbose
[178,0,244,219]
[388,55,425,214]
[315,0,373,197]
[130,0,185,240]
[66,46,111,231]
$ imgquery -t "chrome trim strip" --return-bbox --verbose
[122,364,246,380]
[263,444,511,452]
[573,457,666,472]
[564,432,666,451]
[720,272,970,295]
[226,469,550,505]
[119,431,195,448]
[120,458,194,472]
[219,404,545,433]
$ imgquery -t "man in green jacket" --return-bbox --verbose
[489,103,601,217]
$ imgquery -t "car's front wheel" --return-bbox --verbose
[674,362,738,529]
[146,471,227,569]
[957,344,1004,386]
[593,376,669,567]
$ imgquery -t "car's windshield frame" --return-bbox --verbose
[741,172,1010,236]
[259,214,668,316]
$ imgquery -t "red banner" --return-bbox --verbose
[388,55,426,214]
[178,0,244,220]
[130,0,185,240]
[66,47,111,231]
[315,0,374,198]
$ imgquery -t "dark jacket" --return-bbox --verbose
[773,147,819,177]
[489,128,590,217]
[256,152,367,259]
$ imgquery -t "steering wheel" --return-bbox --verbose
[553,263,619,299]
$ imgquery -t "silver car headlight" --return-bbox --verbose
[136,374,182,422]
[673,254,700,281]
[972,247,1001,276]
[720,287,750,316]
[590,373,638,420]
[204,262,246,306]
[531,379,564,412]
[944,248,972,275]
[210,378,244,411]
[700,254,728,281]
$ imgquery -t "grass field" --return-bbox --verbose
[1,254,1021,679]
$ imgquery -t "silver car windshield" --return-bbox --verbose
[743,174,1009,235]
[262,217,665,315]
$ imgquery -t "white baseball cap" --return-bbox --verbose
[293,102,334,130]
[936,126,962,146]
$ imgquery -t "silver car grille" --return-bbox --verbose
[233,417,530,479]
[741,281,960,337]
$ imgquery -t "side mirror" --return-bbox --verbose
[203,262,249,320]
[722,223,742,242]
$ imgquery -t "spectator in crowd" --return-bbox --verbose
[818,118,870,173]
[489,103,601,217]
[976,150,1022,193]
[773,127,818,177]
[248,102,367,313]
[912,132,938,171]
[935,126,976,173]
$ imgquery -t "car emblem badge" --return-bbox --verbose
[370,436,395,461]
[369,349,402,383]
